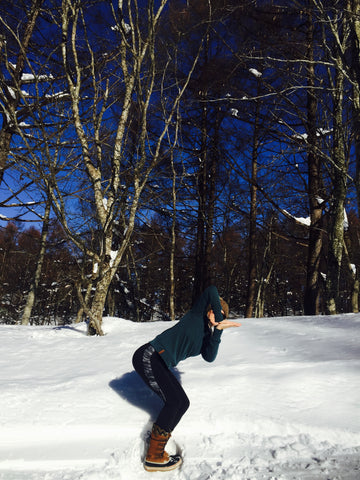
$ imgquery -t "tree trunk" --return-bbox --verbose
[21,199,51,325]
[255,216,275,317]
[106,288,116,317]
[256,262,274,318]
[205,107,220,287]
[0,130,11,186]
[87,273,111,336]
[350,77,360,313]
[352,277,359,313]
[325,61,347,314]
[326,202,346,315]
[353,90,360,218]
[193,26,211,302]
[193,89,209,301]
[245,87,260,318]
[304,8,324,315]
[169,150,177,321]
[126,248,141,322]
[349,0,360,216]
[343,240,359,313]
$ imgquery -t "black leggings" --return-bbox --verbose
[132,343,190,432]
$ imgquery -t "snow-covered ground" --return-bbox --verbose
[0,314,359,480]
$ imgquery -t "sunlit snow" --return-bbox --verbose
[0,314,359,479]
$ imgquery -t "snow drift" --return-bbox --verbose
[0,314,359,479]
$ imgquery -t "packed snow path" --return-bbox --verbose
[0,314,359,479]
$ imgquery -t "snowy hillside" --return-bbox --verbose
[0,314,359,480]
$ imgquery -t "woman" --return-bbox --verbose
[132,285,239,472]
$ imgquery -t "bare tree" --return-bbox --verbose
[41,0,204,334]
[303,4,325,315]
[325,51,348,314]
[348,0,360,215]
[0,0,74,325]
[21,196,51,325]
[0,0,44,186]
[245,78,261,318]
[309,0,352,313]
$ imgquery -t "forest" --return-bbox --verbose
[1,0,360,333]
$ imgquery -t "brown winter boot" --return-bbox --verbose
[144,424,182,472]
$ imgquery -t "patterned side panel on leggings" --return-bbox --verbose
[142,345,166,402]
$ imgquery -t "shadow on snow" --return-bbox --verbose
[109,368,182,421]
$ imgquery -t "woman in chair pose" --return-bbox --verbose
[132,285,239,472]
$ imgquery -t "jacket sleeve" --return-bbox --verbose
[192,285,223,322]
[204,285,224,325]
[194,285,224,362]
[201,328,223,363]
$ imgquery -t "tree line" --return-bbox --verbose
[1,0,360,332]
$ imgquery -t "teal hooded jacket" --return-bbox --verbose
[150,285,224,368]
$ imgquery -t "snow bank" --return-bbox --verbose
[0,314,359,479]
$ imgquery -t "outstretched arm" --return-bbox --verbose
[215,319,241,330]
[207,309,241,330]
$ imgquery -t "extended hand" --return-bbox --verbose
[215,320,241,330]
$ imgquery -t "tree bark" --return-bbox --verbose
[348,0,360,216]
[325,59,347,314]
[21,198,51,325]
[304,7,324,315]
[245,84,260,318]
[193,85,209,301]
[0,130,11,186]
[169,149,177,321]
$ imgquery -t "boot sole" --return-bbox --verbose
[144,455,182,472]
